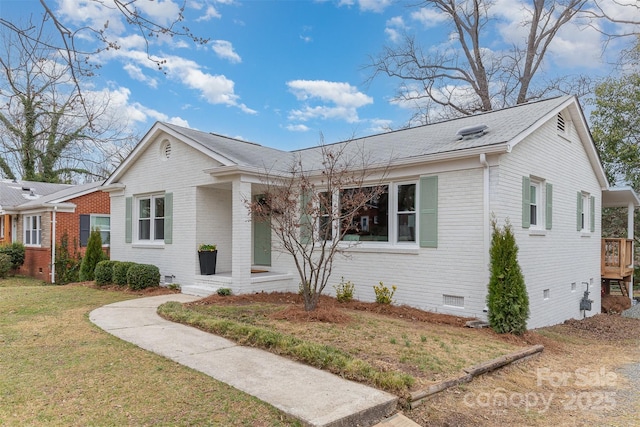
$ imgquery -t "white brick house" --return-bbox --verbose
[104,95,629,329]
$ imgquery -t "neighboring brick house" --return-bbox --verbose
[0,180,110,282]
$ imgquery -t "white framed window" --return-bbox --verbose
[0,215,4,238]
[577,191,594,233]
[522,176,552,231]
[529,181,541,228]
[24,215,42,246]
[137,195,165,242]
[91,215,111,246]
[397,183,416,242]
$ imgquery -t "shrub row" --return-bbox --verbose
[95,260,160,290]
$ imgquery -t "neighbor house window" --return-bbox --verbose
[397,183,416,242]
[340,186,389,242]
[92,215,111,246]
[138,195,165,241]
[24,215,42,246]
[0,215,4,238]
[80,214,111,246]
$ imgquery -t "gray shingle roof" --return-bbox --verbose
[0,180,73,210]
[161,96,572,172]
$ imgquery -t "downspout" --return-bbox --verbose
[480,154,490,267]
[480,154,490,316]
[51,206,57,284]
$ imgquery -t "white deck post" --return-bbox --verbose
[232,179,252,290]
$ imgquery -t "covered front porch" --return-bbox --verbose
[180,168,295,297]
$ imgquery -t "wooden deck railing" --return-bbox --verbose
[601,238,634,280]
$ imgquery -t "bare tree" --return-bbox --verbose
[0,0,208,118]
[0,19,136,182]
[248,140,388,311]
[369,0,589,121]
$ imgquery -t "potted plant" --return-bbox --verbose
[198,243,217,275]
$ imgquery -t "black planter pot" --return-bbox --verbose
[198,250,217,275]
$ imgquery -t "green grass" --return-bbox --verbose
[0,277,300,426]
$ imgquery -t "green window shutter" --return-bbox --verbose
[419,176,438,248]
[300,191,312,244]
[164,192,173,244]
[125,197,132,243]
[576,192,583,231]
[522,176,531,229]
[590,196,595,233]
[545,183,553,230]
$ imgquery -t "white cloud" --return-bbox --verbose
[410,7,449,28]
[287,80,373,125]
[123,64,158,88]
[286,124,310,132]
[195,5,222,21]
[100,48,255,114]
[212,40,242,63]
[385,16,406,43]
[338,0,391,13]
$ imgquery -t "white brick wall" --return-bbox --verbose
[491,110,602,328]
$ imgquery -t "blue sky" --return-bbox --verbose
[1,0,638,152]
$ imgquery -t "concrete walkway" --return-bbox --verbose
[89,294,401,427]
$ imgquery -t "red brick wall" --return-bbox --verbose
[17,190,110,283]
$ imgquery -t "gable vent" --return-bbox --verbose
[456,124,488,140]
[160,140,172,161]
[557,113,566,133]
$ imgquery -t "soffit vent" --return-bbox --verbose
[456,124,488,140]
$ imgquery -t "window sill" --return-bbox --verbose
[341,244,420,255]
[528,229,547,236]
[132,243,165,249]
[580,232,592,238]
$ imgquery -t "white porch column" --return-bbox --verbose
[628,201,635,302]
[232,179,252,289]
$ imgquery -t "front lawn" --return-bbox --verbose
[0,277,299,426]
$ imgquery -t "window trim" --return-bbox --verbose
[0,215,4,239]
[23,214,42,247]
[135,194,165,244]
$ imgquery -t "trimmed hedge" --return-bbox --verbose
[94,260,116,286]
[112,261,135,286]
[0,253,12,278]
[0,242,25,270]
[127,263,160,290]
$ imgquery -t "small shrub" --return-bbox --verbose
[487,219,529,335]
[334,277,355,303]
[373,281,396,304]
[79,229,106,281]
[0,253,12,278]
[55,233,80,284]
[167,283,181,291]
[217,288,232,296]
[127,263,160,290]
[94,260,116,286]
[112,261,135,286]
[0,242,25,270]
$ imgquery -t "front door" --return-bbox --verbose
[253,196,271,266]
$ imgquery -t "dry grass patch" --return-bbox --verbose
[169,292,526,395]
[0,280,300,426]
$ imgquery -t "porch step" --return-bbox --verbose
[180,284,218,297]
